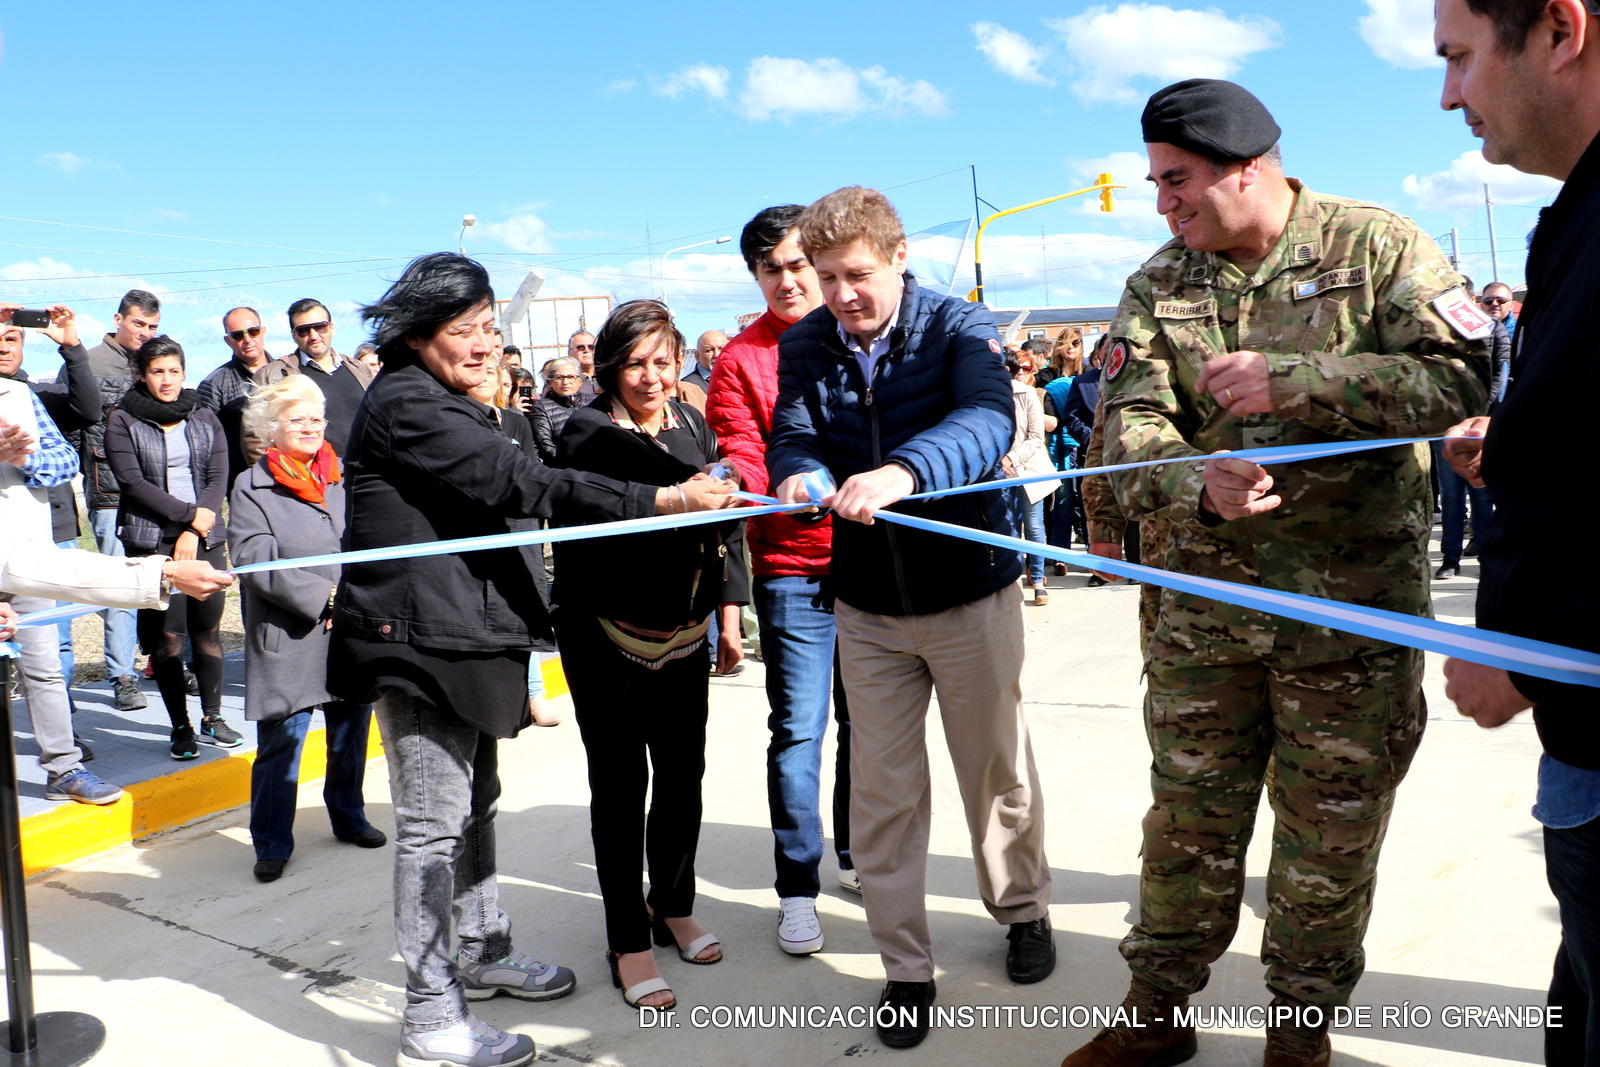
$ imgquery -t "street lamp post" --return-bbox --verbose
[970,174,1122,305]
[660,236,731,305]
[459,214,476,256]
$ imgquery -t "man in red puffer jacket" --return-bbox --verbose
[707,205,854,960]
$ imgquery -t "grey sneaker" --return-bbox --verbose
[398,1016,533,1067]
[199,714,244,748]
[44,767,124,805]
[113,674,147,711]
[456,950,575,1002]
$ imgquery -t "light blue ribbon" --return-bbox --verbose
[18,433,1588,691]
[874,511,1600,689]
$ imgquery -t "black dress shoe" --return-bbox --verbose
[875,980,936,1048]
[1006,914,1056,983]
[73,735,95,762]
[1464,538,1479,558]
[336,825,388,848]
[254,858,288,882]
[1435,562,1460,579]
[1087,574,1110,588]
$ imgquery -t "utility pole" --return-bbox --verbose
[1449,228,1461,272]
[1484,183,1501,283]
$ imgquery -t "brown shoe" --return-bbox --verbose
[1059,978,1197,1067]
[1263,996,1331,1067]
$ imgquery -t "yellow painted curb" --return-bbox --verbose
[20,655,568,877]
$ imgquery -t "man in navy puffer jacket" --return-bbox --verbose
[769,186,1054,1050]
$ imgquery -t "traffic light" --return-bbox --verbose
[1098,172,1115,213]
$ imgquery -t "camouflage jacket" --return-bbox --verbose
[1101,181,1493,668]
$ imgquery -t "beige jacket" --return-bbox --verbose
[1007,379,1061,504]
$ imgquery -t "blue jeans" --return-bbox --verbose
[249,702,374,861]
[1546,816,1600,1066]
[1432,441,1492,564]
[753,575,852,899]
[88,509,137,680]
[1023,498,1047,585]
[374,689,511,1030]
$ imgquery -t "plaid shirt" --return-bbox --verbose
[19,389,79,488]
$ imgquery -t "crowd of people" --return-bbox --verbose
[0,3,1595,1065]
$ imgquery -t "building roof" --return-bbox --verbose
[987,306,1120,327]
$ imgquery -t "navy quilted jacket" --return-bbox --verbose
[768,276,1021,616]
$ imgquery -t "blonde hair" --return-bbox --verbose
[796,186,905,263]
[490,358,513,409]
[242,374,325,448]
[1052,328,1085,375]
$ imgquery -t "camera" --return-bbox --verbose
[8,310,50,329]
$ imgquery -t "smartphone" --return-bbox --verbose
[9,310,50,329]
[518,385,534,400]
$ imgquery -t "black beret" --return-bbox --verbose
[1141,79,1280,163]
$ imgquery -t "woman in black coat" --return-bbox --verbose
[552,299,746,1013]
[328,254,734,1067]
[104,335,243,759]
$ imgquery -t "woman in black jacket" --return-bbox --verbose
[552,299,745,1014]
[104,336,243,758]
[329,255,734,1067]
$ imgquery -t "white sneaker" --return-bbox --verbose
[777,896,825,955]
[838,867,862,894]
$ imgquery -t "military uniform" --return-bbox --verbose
[1100,180,1492,1006]
[1081,412,1168,655]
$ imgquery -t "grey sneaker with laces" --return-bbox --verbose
[455,950,575,1002]
[398,1016,533,1067]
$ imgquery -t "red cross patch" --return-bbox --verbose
[988,338,1002,355]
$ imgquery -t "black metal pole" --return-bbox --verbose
[0,654,38,1055]
[0,648,106,1066]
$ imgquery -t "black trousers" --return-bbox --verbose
[553,611,711,955]
[1547,816,1600,1066]
[134,540,227,726]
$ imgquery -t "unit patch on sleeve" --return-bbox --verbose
[1153,298,1216,320]
[1293,265,1369,301]
[1103,340,1129,382]
[988,338,1002,355]
[1431,287,1496,341]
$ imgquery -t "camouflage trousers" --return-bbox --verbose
[1119,644,1425,1005]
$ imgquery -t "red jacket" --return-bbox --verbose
[706,309,832,577]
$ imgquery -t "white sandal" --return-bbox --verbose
[607,952,676,1010]
[676,932,721,965]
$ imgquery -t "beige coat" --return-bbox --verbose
[1006,379,1061,504]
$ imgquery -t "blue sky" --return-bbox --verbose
[1,0,1561,379]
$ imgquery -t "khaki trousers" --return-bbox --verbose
[836,584,1051,982]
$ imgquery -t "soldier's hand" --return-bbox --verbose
[1444,657,1533,728]
[1442,416,1490,488]
[1201,453,1281,520]
[1088,541,1123,581]
[1195,350,1273,415]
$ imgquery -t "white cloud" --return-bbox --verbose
[972,22,1054,86]
[1403,151,1562,212]
[477,210,557,254]
[1048,4,1281,105]
[1358,0,1442,69]
[656,63,730,100]
[36,151,121,175]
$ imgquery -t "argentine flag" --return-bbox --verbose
[906,218,974,296]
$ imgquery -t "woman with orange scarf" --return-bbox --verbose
[229,375,386,883]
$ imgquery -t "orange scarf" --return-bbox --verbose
[265,441,342,505]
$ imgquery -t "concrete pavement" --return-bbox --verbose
[10,554,1554,1066]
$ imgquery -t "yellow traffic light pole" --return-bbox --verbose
[969,173,1123,304]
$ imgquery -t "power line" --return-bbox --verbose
[0,215,377,258]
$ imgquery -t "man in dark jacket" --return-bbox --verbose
[197,306,273,486]
[254,298,372,456]
[1435,3,1600,1066]
[769,186,1053,1050]
[82,289,161,712]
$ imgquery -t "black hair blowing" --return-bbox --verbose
[361,253,495,367]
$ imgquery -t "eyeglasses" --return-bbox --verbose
[292,320,332,337]
[1478,297,1509,306]
[281,417,327,430]
[550,374,582,383]
[571,344,595,352]
[225,325,263,342]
